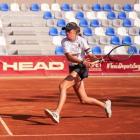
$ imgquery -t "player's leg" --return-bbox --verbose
[44,71,81,123]
[73,80,105,107]
[73,81,112,118]
[55,71,81,114]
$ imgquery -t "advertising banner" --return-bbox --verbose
[0,56,140,76]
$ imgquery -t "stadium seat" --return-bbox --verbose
[107,11,117,20]
[46,19,55,27]
[79,18,89,27]
[65,11,75,20]
[134,36,140,44]
[99,36,110,44]
[43,11,53,19]
[127,46,138,54]
[72,3,81,11]
[87,36,98,45]
[95,27,105,36]
[0,27,4,35]
[116,46,127,54]
[83,27,93,36]
[51,3,61,11]
[83,3,91,11]
[41,3,50,11]
[134,4,140,11]
[55,46,64,55]
[110,36,121,45]
[103,4,112,11]
[112,19,121,27]
[102,19,110,27]
[114,4,123,11]
[54,11,63,19]
[0,46,8,56]
[0,36,6,45]
[57,19,66,27]
[134,19,140,27]
[49,27,59,36]
[123,4,133,11]
[10,3,20,11]
[60,29,66,36]
[97,11,107,19]
[75,11,84,20]
[128,28,139,36]
[92,4,102,11]
[30,4,40,11]
[117,27,128,36]
[118,11,127,19]
[129,11,138,20]
[0,20,3,27]
[104,46,115,54]
[106,27,116,36]
[53,36,62,45]
[92,46,102,54]
[122,36,133,45]
[61,3,71,11]
[90,19,100,27]
[123,19,133,27]
[68,18,78,24]
[86,12,96,19]
[0,3,9,11]
[21,3,29,11]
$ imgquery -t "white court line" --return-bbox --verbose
[0,133,139,137]
[0,117,13,136]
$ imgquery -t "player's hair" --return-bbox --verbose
[69,22,82,37]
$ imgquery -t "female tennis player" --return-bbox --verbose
[44,22,112,123]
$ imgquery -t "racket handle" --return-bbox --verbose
[90,60,100,66]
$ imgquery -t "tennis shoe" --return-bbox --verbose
[44,109,59,123]
[104,100,112,118]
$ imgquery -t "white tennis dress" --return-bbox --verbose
[61,36,92,66]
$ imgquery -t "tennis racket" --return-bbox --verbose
[91,44,134,66]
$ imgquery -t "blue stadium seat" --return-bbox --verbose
[92,4,102,11]
[123,19,133,27]
[110,36,121,45]
[83,27,93,36]
[123,4,133,11]
[79,18,89,27]
[103,4,112,11]
[118,11,127,19]
[61,3,71,11]
[107,11,117,20]
[127,46,137,54]
[122,36,133,45]
[92,46,102,54]
[75,11,84,20]
[57,19,66,27]
[60,29,66,36]
[49,27,59,36]
[0,3,9,11]
[55,46,64,55]
[30,4,40,11]
[90,19,100,27]
[106,27,116,36]
[43,11,53,19]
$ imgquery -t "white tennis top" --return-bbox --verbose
[61,36,92,66]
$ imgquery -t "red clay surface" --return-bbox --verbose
[0,77,140,140]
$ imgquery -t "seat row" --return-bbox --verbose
[0,45,138,56]
[55,45,139,55]
[42,11,139,20]
[0,3,140,12]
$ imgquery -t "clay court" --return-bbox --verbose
[0,76,140,140]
